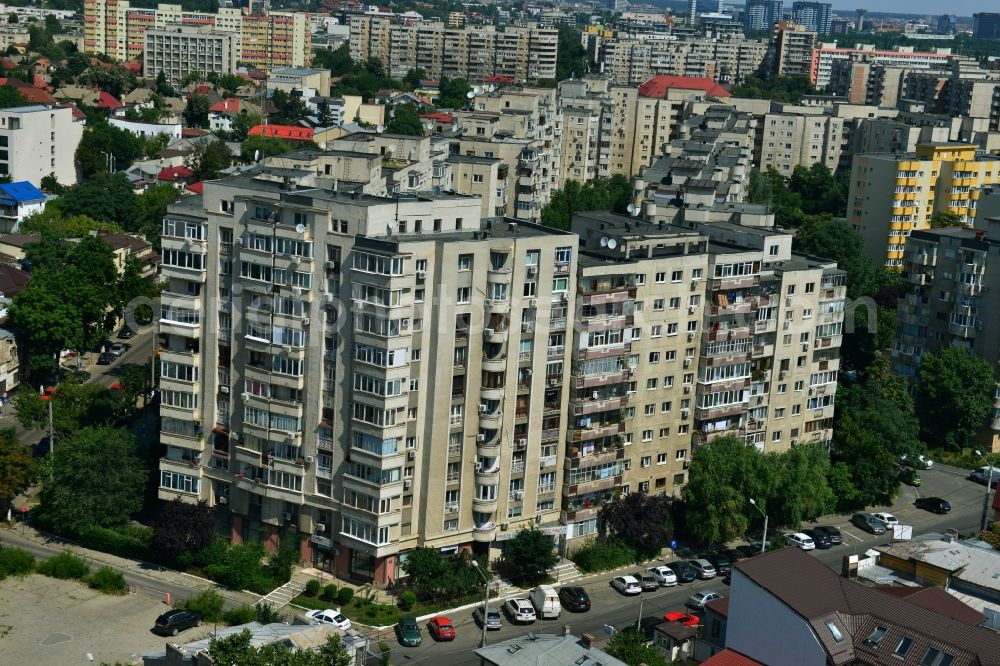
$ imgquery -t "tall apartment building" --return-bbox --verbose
[810,44,956,89]
[973,13,1000,39]
[827,61,913,108]
[0,105,83,187]
[743,0,783,33]
[771,21,817,79]
[599,36,769,87]
[349,18,557,84]
[157,169,580,581]
[847,143,1000,267]
[902,61,1000,129]
[790,1,831,34]
[83,0,310,71]
[143,25,240,86]
[894,225,1000,452]
[556,77,614,186]
[755,104,848,174]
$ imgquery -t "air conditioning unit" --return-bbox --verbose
[302,317,310,326]
[689,305,697,314]
[780,370,787,379]
[560,293,569,302]
[690,281,698,291]
[527,266,537,276]
[791,438,798,446]
[529,298,537,308]
[484,328,495,337]
[517,438,527,448]
[220,386,230,393]
[316,523,326,532]
[218,496,229,504]
[403,480,412,489]
[479,404,488,414]
[681,408,690,418]
[407,450,415,460]
[512,491,523,500]
[783,321,791,330]
[786,297,793,306]
[305,455,314,464]
[628,367,635,375]
[683,385,691,394]
[401,318,410,329]
[522,322,534,332]
[282,512,293,522]
[416,269,427,280]
[802,343,810,351]
[687,332,695,341]
[476,434,486,442]
[683,358,691,369]
[592,390,599,400]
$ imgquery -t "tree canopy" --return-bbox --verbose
[599,492,673,557]
[746,164,848,228]
[540,175,632,230]
[0,429,35,506]
[49,172,139,229]
[386,103,424,136]
[915,347,993,449]
[0,84,27,109]
[209,629,352,666]
[732,75,816,103]
[605,629,671,666]
[187,140,233,181]
[502,527,559,585]
[152,498,216,559]
[75,121,144,179]
[437,77,472,110]
[37,426,146,531]
[555,24,591,82]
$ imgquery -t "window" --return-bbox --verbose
[641,429,653,441]
[555,247,572,263]
[644,404,654,415]
[692,268,703,279]
[655,272,666,283]
[552,278,569,292]
[671,270,682,282]
[666,323,678,336]
[675,449,686,460]
[661,402,671,413]
[635,273,646,285]
[457,287,471,303]
[825,622,845,643]
[669,297,680,309]
[893,637,913,658]
[651,325,662,337]
[656,453,667,464]
[641,456,651,467]
[775,408,785,418]
[646,379,657,390]
[649,352,660,363]
[458,254,472,270]
[919,648,955,666]
[473,174,484,183]
[653,298,665,311]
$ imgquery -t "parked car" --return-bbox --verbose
[784,532,816,550]
[558,586,591,612]
[109,342,129,357]
[154,609,201,636]
[802,529,832,549]
[914,497,951,514]
[664,611,701,627]
[117,327,136,339]
[625,616,665,642]
[707,552,732,575]
[97,352,113,365]
[969,466,1000,487]
[473,604,502,630]
[645,565,678,587]
[901,454,933,469]
[504,598,536,624]
[851,513,886,535]
[427,616,456,641]
[686,590,724,609]
[688,559,717,579]
[396,617,421,647]
[611,575,642,595]
[669,561,697,583]
[729,545,757,560]
[305,608,351,631]
[899,467,922,487]
[634,572,660,592]
[871,512,898,527]
[529,585,561,619]
[813,526,842,545]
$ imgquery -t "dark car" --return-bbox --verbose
[97,352,113,365]
[669,561,697,583]
[635,572,660,592]
[117,327,136,340]
[851,513,886,534]
[396,616,421,647]
[558,586,591,612]
[813,526,843,545]
[625,616,665,642]
[154,609,202,636]
[730,545,757,560]
[708,552,732,575]
[915,497,951,514]
[803,528,832,549]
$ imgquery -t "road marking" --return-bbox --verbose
[842,529,864,543]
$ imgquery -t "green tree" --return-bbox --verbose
[929,210,965,228]
[400,546,447,594]
[605,629,671,666]
[555,24,590,81]
[21,212,120,238]
[79,64,136,99]
[316,100,334,128]
[38,426,146,531]
[75,121,145,178]
[187,140,233,181]
[502,527,559,585]
[311,43,355,76]
[183,93,211,128]
[209,627,353,664]
[152,498,216,560]
[269,88,308,125]
[915,347,994,449]
[12,378,116,436]
[437,77,471,110]
[240,135,295,162]
[135,183,180,243]
[793,216,879,299]
[154,70,174,96]
[0,429,35,508]
[403,67,426,91]
[48,173,139,229]
[0,84,27,109]
[540,175,633,230]
[732,74,815,103]
[217,72,244,97]
[386,104,424,136]
[230,111,262,142]
[599,492,673,557]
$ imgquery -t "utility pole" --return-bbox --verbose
[976,451,997,532]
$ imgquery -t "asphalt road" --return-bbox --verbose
[388,465,990,666]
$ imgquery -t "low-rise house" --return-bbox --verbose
[0,181,46,233]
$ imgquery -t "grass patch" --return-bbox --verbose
[0,546,35,579]
[36,552,90,580]
[86,567,129,595]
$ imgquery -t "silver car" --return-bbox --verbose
[474,604,502,630]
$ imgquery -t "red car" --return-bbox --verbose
[664,611,701,627]
[428,616,456,641]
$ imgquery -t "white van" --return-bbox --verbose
[530,585,561,619]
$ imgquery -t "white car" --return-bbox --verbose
[305,608,351,631]
[611,575,642,595]
[901,454,934,469]
[504,598,536,624]
[645,565,678,587]
[784,532,816,550]
[686,590,724,609]
[871,512,899,527]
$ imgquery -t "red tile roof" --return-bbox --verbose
[248,124,314,141]
[57,103,86,121]
[209,98,242,113]
[124,61,142,73]
[96,91,124,109]
[421,112,453,122]
[484,75,513,84]
[185,181,204,194]
[157,165,194,182]
[18,87,57,105]
[181,128,209,137]
[701,649,764,666]
[0,58,14,70]
[637,75,731,98]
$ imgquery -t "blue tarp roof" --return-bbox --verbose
[0,181,46,204]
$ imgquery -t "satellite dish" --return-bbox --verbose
[473,85,484,95]
[600,237,609,247]
[254,149,260,162]
[487,84,496,92]
[376,124,385,134]
[466,90,476,99]
[607,238,618,250]
[295,223,306,234]
[627,204,638,216]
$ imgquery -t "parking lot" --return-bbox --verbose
[0,574,212,665]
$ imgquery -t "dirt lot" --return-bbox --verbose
[0,574,212,665]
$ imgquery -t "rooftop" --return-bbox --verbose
[0,181,46,204]
[637,75,732,98]
[474,633,628,666]
[876,537,1000,590]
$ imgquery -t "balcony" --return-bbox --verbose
[481,385,504,401]
[560,505,600,522]
[572,396,627,416]
[475,462,501,483]
[580,315,632,333]
[472,494,498,513]
[566,445,624,468]
[695,402,747,421]
[706,326,752,343]
[487,268,513,284]
[482,354,507,373]
[480,407,503,430]
[539,455,557,469]
[484,326,509,343]
[577,345,629,362]
[564,474,622,496]
[705,352,751,367]
[571,421,624,443]
[472,522,496,542]
[710,275,759,291]
[574,370,628,389]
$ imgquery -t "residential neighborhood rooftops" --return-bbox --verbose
[248,124,315,141]
[637,75,732,98]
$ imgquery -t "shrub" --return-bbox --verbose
[37,551,90,580]
[305,579,321,596]
[86,567,129,595]
[321,583,338,601]
[77,524,153,561]
[569,540,637,573]
[399,590,416,611]
[204,542,272,593]
[337,587,354,606]
[255,601,281,624]
[179,588,225,622]
[182,537,230,570]
[0,546,35,579]
[222,605,257,626]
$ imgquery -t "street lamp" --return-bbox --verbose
[471,559,490,649]
[974,450,997,532]
[750,498,768,555]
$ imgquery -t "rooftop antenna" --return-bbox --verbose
[627,203,639,217]
[376,124,385,134]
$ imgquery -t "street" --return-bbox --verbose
[386,465,989,665]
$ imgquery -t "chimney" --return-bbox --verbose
[581,633,596,649]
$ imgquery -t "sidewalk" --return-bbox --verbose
[0,522,261,609]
